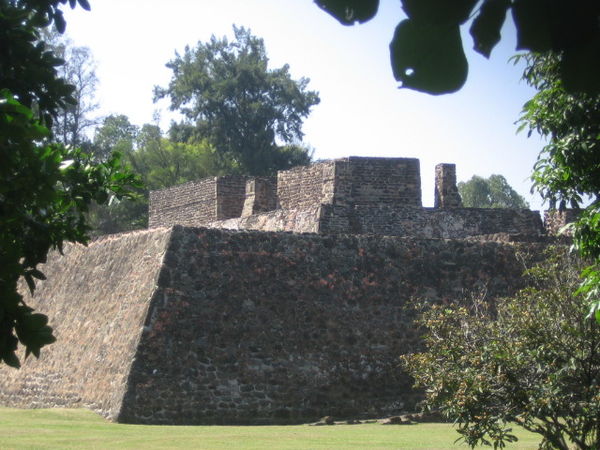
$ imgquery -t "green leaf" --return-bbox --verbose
[469,0,511,58]
[401,0,478,26]
[54,10,66,34]
[390,19,468,95]
[2,351,21,369]
[24,273,36,295]
[314,0,379,25]
[560,37,600,95]
[77,0,91,11]
[511,0,553,52]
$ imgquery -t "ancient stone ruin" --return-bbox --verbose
[149,157,544,238]
[0,157,573,425]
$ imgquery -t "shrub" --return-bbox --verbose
[402,249,600,449]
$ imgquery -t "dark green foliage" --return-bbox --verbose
[86,116,233,236]
[1,0,140,367]
[0,1,75,125]
[315,0,600,95]
[154,26,319,176]
[0,91,140,367]
[516,52,600,320]
[458,174,529,209]
[402,249,600,449]
[314,0,379,25]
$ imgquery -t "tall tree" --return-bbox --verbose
[154,25,319,176]
[87,117,225,236]
[92,114,139,162]
[0,0,139,367]
[43,31,99,148]
[315,0,600,95]
[458,174,529,208]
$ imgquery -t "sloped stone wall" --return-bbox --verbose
[0,226,547,425]
[0,228,171,420]
[119,226,543,424]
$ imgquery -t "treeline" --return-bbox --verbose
[48,26,319,235]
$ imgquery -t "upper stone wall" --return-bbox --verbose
[277,161,335,210]
[344,157,422,207]
[319,205,543,238]
[147,156,554,240]
[149,178,217,228]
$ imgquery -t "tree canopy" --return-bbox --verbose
[516,52,600,320]
[458,174,529,209]
[154,25,319,176]
[1,0,139,367]
[402,249,600,449]
[315,0,600,95]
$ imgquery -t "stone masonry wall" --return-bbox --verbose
[434,163,462,208]
[215,176,248,220]
[208,204,543,238]
[241,177,278,217]
[118,226,543,425]
[0,228,172,420]
[149,178,217,228]
[544,209,581,236]
[347,157,422,207]
[0,226,546,425]
[277,162,334,210]
[318,205,543,238]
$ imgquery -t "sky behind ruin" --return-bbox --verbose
[63,0,546,209]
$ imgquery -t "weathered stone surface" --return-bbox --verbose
[148,157,546,239]
[544,209,581,236]
[0,228,172,420]
[0,155,574,425]
[0,226,545,424]
[434,163,462,208]
[241,177,277,217]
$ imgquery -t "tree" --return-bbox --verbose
[92,114,139,162]
[458,174,529,208]
[1,0,140,367]
[87,118,225,236]
[402,249,600,450]
[515,52,600,321]
[43,31,99,148]
[315,0,600,95]
[154,25,319,176]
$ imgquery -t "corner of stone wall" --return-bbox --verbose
[544,209,580,236]
[216,176,248,220]
[241,177,278,217]
[434,163,462,208]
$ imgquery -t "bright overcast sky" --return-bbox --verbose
[62,0,546,209]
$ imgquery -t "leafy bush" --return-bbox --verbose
[402,249,600,449]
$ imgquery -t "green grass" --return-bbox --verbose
[0,408,542,449]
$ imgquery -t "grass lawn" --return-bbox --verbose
[0,408,542,449]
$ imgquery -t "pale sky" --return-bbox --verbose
[62,0,546,209]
